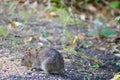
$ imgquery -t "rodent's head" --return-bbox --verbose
[21,51,33,67]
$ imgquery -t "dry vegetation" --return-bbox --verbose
[0,0,120,80]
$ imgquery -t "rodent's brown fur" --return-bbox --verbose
[21,47,64,74]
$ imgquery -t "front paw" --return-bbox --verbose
[31,68,43,71]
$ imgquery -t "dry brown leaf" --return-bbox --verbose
[86,4,97,13]
[23,37,33,44]
[0,36,3,40]
[99,47,106,51]
[8,22,16,28]
[45,12,58,18]
[29,1,38,9]
[17,0,25,5]
[8,22,24,28]
[91,58,100,63]
[47,30,54,35]
[78,33,85,40]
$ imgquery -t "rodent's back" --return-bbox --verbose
[39,48,64,73]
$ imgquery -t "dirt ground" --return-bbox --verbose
[0,19,120,80]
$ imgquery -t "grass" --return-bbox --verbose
[12,38,17,48]
[0,27,9,39]
[0,1,40,24]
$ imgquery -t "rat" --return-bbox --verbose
[21,47,64,74]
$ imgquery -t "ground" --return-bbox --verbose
[0,19,119,80]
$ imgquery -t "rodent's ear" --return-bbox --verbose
[22,47,32,51]
[26,51,32,57]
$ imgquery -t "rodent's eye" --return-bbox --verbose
[22,58,24,61]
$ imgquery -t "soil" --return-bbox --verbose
[0,19,120,80]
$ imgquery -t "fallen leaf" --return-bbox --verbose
[39,36,50,45]
[91,58,100,63]
[48,30,54,35]
[0,36,2,40]
[112,45,120,53]
[17,0,25,5]
[29,1,38,9]
[45,12,58,18]
[50,12,58,17]
[39,36,48,42]
[72,36,78,45]
[99,47,106,51]
[86,4,97,13]
[111,73,120,80]
[24,37,33,44]
[79,14,86,21]
[8,21,24,28]
[78,33,85,40]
